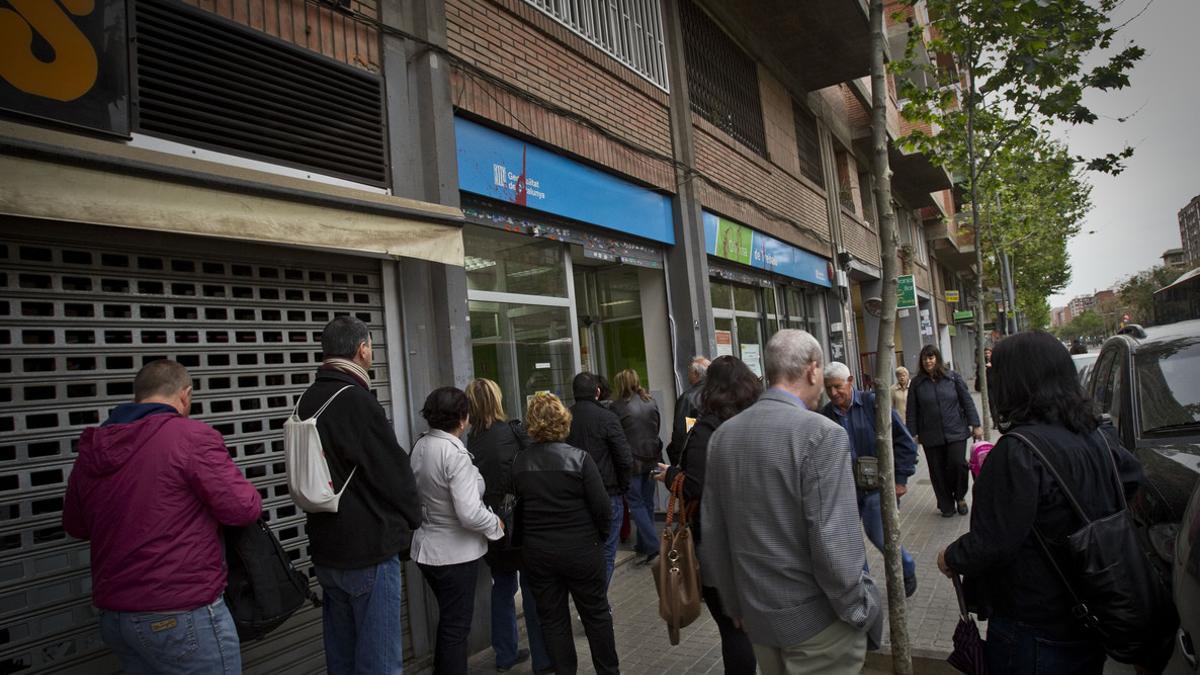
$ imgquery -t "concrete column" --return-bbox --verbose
[661,0,715,379]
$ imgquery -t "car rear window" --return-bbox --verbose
[1136,338,1200,434]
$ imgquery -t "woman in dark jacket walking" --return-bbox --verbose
[610,369,663,566]
[906,344,982,517]
[464,378,551,674]
[512,393,619,675]
[937,331,1148,674]
[655,356,761,675]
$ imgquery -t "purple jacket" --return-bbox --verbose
[63,405,262,612]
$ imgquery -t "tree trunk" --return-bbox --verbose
[965,39,992,440]
[869,2,912,671]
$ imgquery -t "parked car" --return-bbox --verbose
[1169,481,1200,673]
[1085,320,1200,583]
[1073,351,1099,387]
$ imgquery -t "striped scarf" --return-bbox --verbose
[322,357,370,387]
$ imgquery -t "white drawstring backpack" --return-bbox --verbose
[284,386,357,513]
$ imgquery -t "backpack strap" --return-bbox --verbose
[292,385,354,420]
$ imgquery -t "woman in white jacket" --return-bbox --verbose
[411,386,504,675]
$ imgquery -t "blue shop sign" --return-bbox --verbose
[455,117,674,244]
[703,211,831,287]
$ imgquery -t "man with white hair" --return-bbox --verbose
[821,361,919,597]
[699,331,881,675]
[667,355,710,464]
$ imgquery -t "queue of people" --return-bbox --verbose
[62,314,1160,675]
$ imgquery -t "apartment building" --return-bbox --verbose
[1180,194,1200,264]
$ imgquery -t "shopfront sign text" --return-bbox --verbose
[702,212,831,288]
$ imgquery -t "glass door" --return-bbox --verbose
[573,253,649,386]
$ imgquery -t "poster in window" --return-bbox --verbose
[715,330,734,357]
[740,343,762,377]
[0,0,129,136]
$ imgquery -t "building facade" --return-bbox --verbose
[1163,247,1188,270]
[1068,293,1099,318]
[1180,195,1200,265]
[0,0,971,671]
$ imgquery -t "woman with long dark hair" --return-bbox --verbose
[905,344,981,517]
[936,331,1145,674]
[654,355,762,674]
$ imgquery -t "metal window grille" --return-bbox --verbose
[793,103,824,188]
[134,0,388,187]
[679,0,766,156]
[524,0,670,91]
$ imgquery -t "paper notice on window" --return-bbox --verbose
[740,343,762,377]
[715,329,734,357]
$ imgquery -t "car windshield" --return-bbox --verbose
[1136,337,1200,435]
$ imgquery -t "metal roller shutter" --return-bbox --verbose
[0,220,413,673]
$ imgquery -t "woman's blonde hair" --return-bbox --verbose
[465,378,506,430]
[525,392,572,443]
[613,369,651,402]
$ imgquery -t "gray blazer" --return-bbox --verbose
[698,388,883,649]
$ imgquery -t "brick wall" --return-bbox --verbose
[446,0,674,191]
[184,0,380,71]
[842,210,881,268]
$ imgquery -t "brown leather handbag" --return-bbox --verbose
[651,473,702,645]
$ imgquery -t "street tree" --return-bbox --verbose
[1119,265,1186,325]
[895,0,1143,437]
[868,1,911,671]
[1056,309,1105,343]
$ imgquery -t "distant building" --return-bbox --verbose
[1093,289,1117,305]
[1163,247,1188,270]
[1180,195,1200,264]
[1068,294,1097,317]
[1051,306,1070,328]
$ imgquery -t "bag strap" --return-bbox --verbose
[508,419,529,451]
[1006,430,1092,524]
[1030,525,1096,627]
[292,385,354,420]
[664,473,694,529]
[1094,430,1129,512]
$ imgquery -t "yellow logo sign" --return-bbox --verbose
[0,0,99,102]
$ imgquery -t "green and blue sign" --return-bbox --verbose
[703,211,831,287]
[454,117,674,244]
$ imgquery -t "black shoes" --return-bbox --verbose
[636,552,660,567]
[957,500,969,515]
[940,510,955,518]
[904,573,918,598]
[497,648,530,672]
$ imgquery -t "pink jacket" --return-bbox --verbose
[63,407,262,611]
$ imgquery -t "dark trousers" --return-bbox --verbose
[924,439,969,513]
[985,616,1105,675]
[701,585,757,675]
[524,543,619,675]
[419,559,480,675]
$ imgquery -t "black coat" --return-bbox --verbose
[566,399,633,495]
[611,395,662,474]
[905,369,980,446]
[512,441,612,551]
[663,412,720,543]
[667,380,704,465]
[297,369,421,569]
[467,420,528,511]
[944,422,1143,630]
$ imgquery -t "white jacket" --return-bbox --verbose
[410,429,503,566]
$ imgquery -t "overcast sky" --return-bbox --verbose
[1046,0,1199,308]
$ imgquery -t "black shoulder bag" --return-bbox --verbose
[485,421,526,572]
[1007,430,1173,665]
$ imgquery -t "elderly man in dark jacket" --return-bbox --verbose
[566,372,634,587]
[667,356,709,464]
[297,316,421,675]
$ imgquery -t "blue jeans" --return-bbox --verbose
[859,491,916,578]
[314,555,404,675]
[99,597,241,674]
[626,472,659,556]
[985,616,1106,675]
[491,568,552,671]
[604,495,624,587]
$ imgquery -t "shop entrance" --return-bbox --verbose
[572,251,649,387]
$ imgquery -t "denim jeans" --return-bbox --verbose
[314,555,404,675]
[985,616,1106,675]
[419,559,480,675]
[625,472,659,556]
[490,568,552,672]
[603,495,624,587]
[858,491,916,578]
[99,597,241,675]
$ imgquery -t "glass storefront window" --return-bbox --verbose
[732,284,759,313]
[710,281,733,310]
[575,263,649,386]
[469,300,575,418]
[464,226,568,297]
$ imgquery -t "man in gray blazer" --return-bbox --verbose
[699,329,882,675]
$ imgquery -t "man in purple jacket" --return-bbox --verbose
[63,360,262,674]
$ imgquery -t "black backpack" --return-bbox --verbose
[224,518,319,641]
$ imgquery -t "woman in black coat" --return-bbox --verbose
[906,344,981,517]
[654,355,761,675]
[464,379,551,674]
[936,331,1148,674]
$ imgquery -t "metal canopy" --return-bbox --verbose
[696,0,872,93]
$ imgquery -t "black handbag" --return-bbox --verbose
[484,421,525,572]
[1008,430,1174,665]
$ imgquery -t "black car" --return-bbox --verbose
[1085,320,1200,575]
